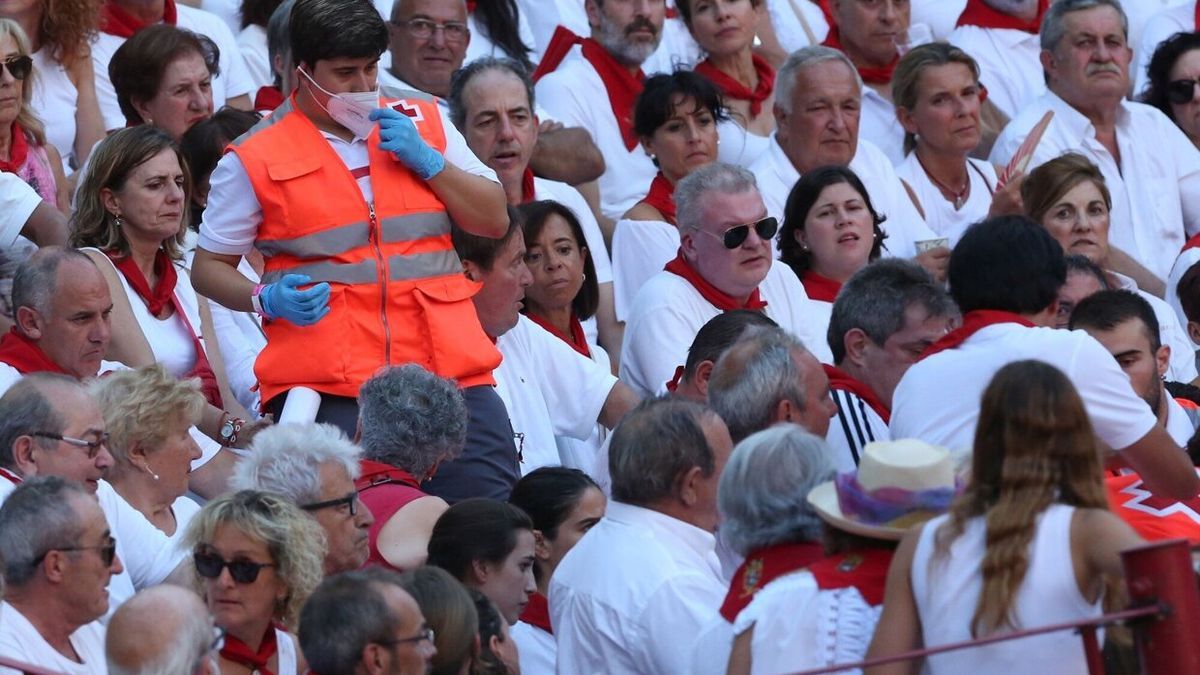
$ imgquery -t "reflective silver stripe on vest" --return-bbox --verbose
[379,212,451,243]
[261,259,378,285]
[256,221,371,259]
[388,250,462,281]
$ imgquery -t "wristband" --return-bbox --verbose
[251,283,270,319]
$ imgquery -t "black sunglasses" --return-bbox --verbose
[193,551,276,584]
[300,490,360,517]
[35,535,118,567]
[1167,78,1200,105]
[694,216,779,249]
[0,55,32,81]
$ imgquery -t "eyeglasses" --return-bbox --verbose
[193,551,276,584]
[34,535,118,567]
[1167,78,1200,105]
[391,17,469,42]
[379,628,436,648]
[692,216,779,249]
[300,490,360,517]
[30,431,110,459]
[0,55,31,81]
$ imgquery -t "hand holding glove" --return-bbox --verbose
[259,274,331,326]
[369,107,446,180]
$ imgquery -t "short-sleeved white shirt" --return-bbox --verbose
[0,602,107,674]
[989,91,1200,280]
[946,25,1045,120]
[0,173,40,248]
[895,155,996,247]
[890,323,1159,457]
[92,5,255,131]
[1133,1,1193,97]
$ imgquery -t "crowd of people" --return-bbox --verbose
[2,0,1200,673]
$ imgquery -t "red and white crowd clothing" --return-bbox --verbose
[495,315,617,474]
[896,155,996,248]
[29,49,83,173]
[1166,237,1200,340]
[990,91,1200,281]
[890,316,1159,457]
[1106,270,1198,383]
[859,87,906,167]
[0,174,40,249]
[1133,1,1195,96]
[946,0,1047,120]
[619,259,829,398]
[824,365,892,473]
[550,500,726,675]
[0,602,107,674]
[219,625,300,675]
[1106,465,1200,546]
[512,593,555,675]
[91,1,255,131]
[611,217,677,322]
[184,251,265,413]
[463,10,537,65]
[95,481,193,612]
[238,23,271,90]
[764,0,830,54]
[750,135,939,259]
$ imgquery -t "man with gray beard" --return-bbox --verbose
[948,0,1048,119]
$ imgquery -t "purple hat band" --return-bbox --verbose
[834,471,957,526]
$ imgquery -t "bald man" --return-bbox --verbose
[106,585,219,675]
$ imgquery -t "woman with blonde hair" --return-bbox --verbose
[185,490,325,675]
[0,20,68,210]
[866,360,1143,675]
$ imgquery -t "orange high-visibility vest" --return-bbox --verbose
[231,90,501,404]
[1106,470,1200,546]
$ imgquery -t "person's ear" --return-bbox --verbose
[463,259,483,282]
[532,529,553,561]
[843,328,871,369]
[1188,320,1200,346]
[677,465,703,507]
[896,105,919,135]
[100,186,122,219]
[1039,49,1056,81]
[14,305,44,339]
[489,633,504,656]
[584,0,602,29]
[694,360,715,398]
[680,227,701,262]
[1156,344,1171,379]
[470,558,491,585]
[773,397,796,425]
[360,642,388,675]
[773,102,789,136]
[11,435,36,476]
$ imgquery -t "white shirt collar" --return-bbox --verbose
[605,500,717,559]
[1043,88,1132,144]
[768,133,801,186]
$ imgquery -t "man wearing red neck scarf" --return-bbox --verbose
[823,259,957,471]
[891,216,1199,501]
[947,0,1047,118]
[620,162,830,398]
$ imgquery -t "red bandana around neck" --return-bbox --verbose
[466,0,476,11]
[801,271,841,303]
[0,329,71,375]
[519,592,553,634]
[357,459,421,489]
[0,122,29,174]
[532,27,644,150]
[526,312,592,359]
[100,0,177,38]
[823,364,890,424]
[640,172,677,225]
[807,547,893,606]
[664,250,768,311]
[720,541,825,621]
[220,624,278,675]
[956,0,1048,33]
[1183,233,1200,253]
[254,86,285,113]
[920,309,1035,360]
[520,167,537,204]
[665,364,686,393]
[0,467,22,485]
[694,54,775,117]
[822,27,897,85]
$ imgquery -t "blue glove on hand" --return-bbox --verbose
[259,274,331,326]
[369,107,445,181]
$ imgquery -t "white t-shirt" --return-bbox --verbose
[620,261,830,398]
[989,91,1200,280]
[200,0,241,34]
[0,174,40,248]
[946,25,1045,120]
[860,87,905,167]
[611,217,678,322]
[890,322,1159,457]
[30,48,80,172]
[826,385,891,474]
[550,501,726,675]
[237,24,272,90]
[896,155,996,247]
[1133,1,1193,97]
[0,602,107,674]
[1165,395,1196,447]
[96,481,190,595]
[511,620,555,675]
[495,316,617,474]
[92,5,255,131]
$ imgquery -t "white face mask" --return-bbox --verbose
[298,66,379,138]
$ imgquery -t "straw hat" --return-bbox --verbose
[807,439,956,541]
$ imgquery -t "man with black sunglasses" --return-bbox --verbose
[620,162,831,398]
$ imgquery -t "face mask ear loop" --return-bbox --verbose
[297,65,335,115]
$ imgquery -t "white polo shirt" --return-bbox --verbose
[860,87,905,166]
[92,4,255,131]
[895,155,996,247]
[0,174,40,248]
[1133,1,1192,96]
[890,322,1159,458]
[535,46,658,220]
[0,602,107,674]
[611,217,678,322]
[550,500,726,675]
[619,261,830,398]
[749,135,938,259]
[990,91,1200,280]
[946,25,1045,120]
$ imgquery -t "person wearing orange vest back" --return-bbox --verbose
[191,0,517,499]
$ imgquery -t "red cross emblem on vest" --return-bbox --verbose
[392,100,425,123]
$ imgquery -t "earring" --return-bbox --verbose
[112,213,124,227]
[143,463,159,481]
[581,272,587,282]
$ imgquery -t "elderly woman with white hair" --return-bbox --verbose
[356,364,469,572]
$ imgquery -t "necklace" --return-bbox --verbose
[916,152,970,210]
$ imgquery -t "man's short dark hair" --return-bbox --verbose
[447,57,535,132]
[683,310,777,381]
[1069,289,1162,353]
[1063,254,1110,290]
[452,206,523,271]
[608,397,716,505]
[299,569,408,675]
[288,0,388,70]
[1177,261,1200,324]
[949,216,1065,315]
[0,374,79,470]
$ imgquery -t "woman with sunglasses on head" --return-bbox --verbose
[185,490,325,675]
[1143,31,1200,151]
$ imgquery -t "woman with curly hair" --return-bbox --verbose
[1141,31,1200,151]
[185,490,326,675]
[865,360,1143,675]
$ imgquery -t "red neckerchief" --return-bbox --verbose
[640,172,677,225]
[664,249,768,311]
[665,364,686,393]
[1185,234,1200,253]
[1196,1,1200,31]
[920,309,1035,360]
[99,0,177,37]
[823,364,890,424]
[822,27,897,85]
[0,467,23,485]
[807,547,893,606]
[107,250,224,408]
[254,86,284,113]
[526,312,592,359]
[356,459,421,490]
[466,0,476,10]
[520,167,537,204]
[0,122,29,174]
[0,329,72,375]
[519,592,552,634]
[719,541,825,621]
[532,27,643,150]
[694,54,775,117]
[220,624,277,675]
[801,271,841,303]
[956,0,1048,33]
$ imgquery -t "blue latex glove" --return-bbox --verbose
[259,274,331,326]
[369,107,445,180]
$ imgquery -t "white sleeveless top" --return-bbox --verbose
[276,627,299,674]
[30,48,78,172]
[896,155,996,248]
[911,504,1102,675]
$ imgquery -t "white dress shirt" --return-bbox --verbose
[550,500,726,675]
[511,621,555,675]
[0,602,107,674]
[0,174,40,248]
[895,155,996,247]
[990,90,1200,280]
[860,87,905,166]
[1133,1,1192,96]
[947,25,1045,120]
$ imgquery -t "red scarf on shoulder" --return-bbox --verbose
[0,329,71,375]
[533,27,644,150]
[956,0,1048,33]
[720,541,825,621]
[526,312,591,359]
[823,364,890,424]
[694,54,775,117]
[220,624,278,675]
[520,167,537,204]
[822,27,897,85]
[919,309,1034,360]
[519,592,552,634]
[807,547,893,606]
[100,0,177,38]
[800,271,841,303]
[640,172,677,225]
[357,459,421,489]
[664,250,767,311]
[254,86,285,113]
[0,122,28,174]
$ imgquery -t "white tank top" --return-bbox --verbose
[911,504,1102,675]
[276,627,299,674]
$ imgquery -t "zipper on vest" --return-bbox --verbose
[367,201,392,365]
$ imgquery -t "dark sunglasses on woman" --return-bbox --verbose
[1167,78,1200,105]
[0,55,32,81]
[193,550,276,584]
